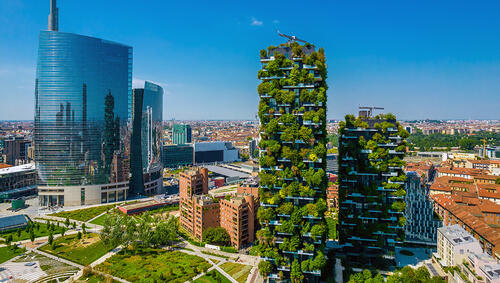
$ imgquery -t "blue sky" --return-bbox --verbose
[0,0,499,120]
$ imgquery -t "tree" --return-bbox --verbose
[30,229,35,242]
[17,229,21,238]
[496,177,500,185]
[65,217,70,227]
[202,227,231,246]
[290,260,303,283]
[77,231,82,240]
[61,227,66,237]
[6,234,13,246]
[258,260,272,277]
[72,222,76,229]
[81,223,87,234]
[48,232,53,246]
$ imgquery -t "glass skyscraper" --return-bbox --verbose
[130,81,163,196]
[35,8,132,206]
[172,124,192,144]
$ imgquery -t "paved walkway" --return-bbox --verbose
[32,249,83,269]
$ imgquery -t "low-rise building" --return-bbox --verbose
[0,163,37,200]
[437,225,482,267]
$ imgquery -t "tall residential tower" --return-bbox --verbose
[256,37,328,281]
[338,110,408,271]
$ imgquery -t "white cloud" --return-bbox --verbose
[251,17,263,26]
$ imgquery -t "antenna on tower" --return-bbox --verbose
[277,30,308,44]
[48,0,59,31]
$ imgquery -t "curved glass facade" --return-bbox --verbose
[35,31,132,188]
[142,81,163,173]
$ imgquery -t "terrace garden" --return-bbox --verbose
[95,249,211,282]
[220,262,253,283]
[40,232,112,265]
[0,220,66,242]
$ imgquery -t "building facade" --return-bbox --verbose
[338,112,408,270]
[256,41,328,281]
[194,142,239,164]
[172,124,192,145]
[404,171,442,244]
[162,144,194,168]
[35,2,132,206]
[130,82,163,196]
[437,225,482,267]
[3,137,31,166]
[220,194,257,249]
[0,164,37,200]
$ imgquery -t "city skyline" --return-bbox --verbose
[1,0,500,121]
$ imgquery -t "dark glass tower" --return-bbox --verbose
[256,39,328,282]
[35,1,132,206]
[338,111,408,271]
[130,81,164,196]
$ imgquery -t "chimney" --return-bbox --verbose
[48,0,58,31]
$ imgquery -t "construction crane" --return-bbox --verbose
[359,106,384,118]
[277,30,308,44]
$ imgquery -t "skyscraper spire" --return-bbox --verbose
[48,0,58,31]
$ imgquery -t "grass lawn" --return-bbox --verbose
[220,262,252,283]
[0,222,66,242]
[88,213,112,226]
[194,269,232,283]
[40,233,112,265]
[96,248,211,283]
[48,204,116,222]
[209,258,220,265]
[0,246,26,264]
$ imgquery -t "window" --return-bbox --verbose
[81,188,85,205]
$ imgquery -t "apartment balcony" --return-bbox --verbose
[378,143,398,147]
[387,128,398,132]
[269,220,282,225]
[302,102,323,107]
[260,94,271,98]
[388,150,404,155]
[277,266,291,272]
[303,120,322,126]
[341,135,358,139]
[260,202,278,208]
[303,270,321,276]
[276,232,293,236]
[388,166,404,170]
[282,250,314,256]
[358,216,378,221]
[277,214,290,218]
[268,273,281,280]
[388,180,404,185]
[348,236,377,242]
[360,149,372,153]
[260,76,286,80]
[261,257,275,262]
[277,104,291,107]
[381,172,397,177]
[303,64,318,70]
[260,57,274,63]
[346,128,378,132]
[277,158,291,162]
[282,83,315,89]
[285,196,314,201]
[381,216,398,222]
[303,215,322,220]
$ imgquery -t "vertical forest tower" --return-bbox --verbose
[256,36,328,282]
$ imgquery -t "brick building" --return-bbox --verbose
[220,193,256,249]
[179,167,258,248]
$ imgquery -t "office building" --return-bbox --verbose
[172,124,192,145]
[249,139,258,158]
[0,164,37,200]
[194,142,239,164]
[256,39,328,280]
[35,1,132,206]
[3,136,31,166]
[326,153,338,173]
[162,144,194,168]
[338,111,408,270]
[130,81,163,196]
